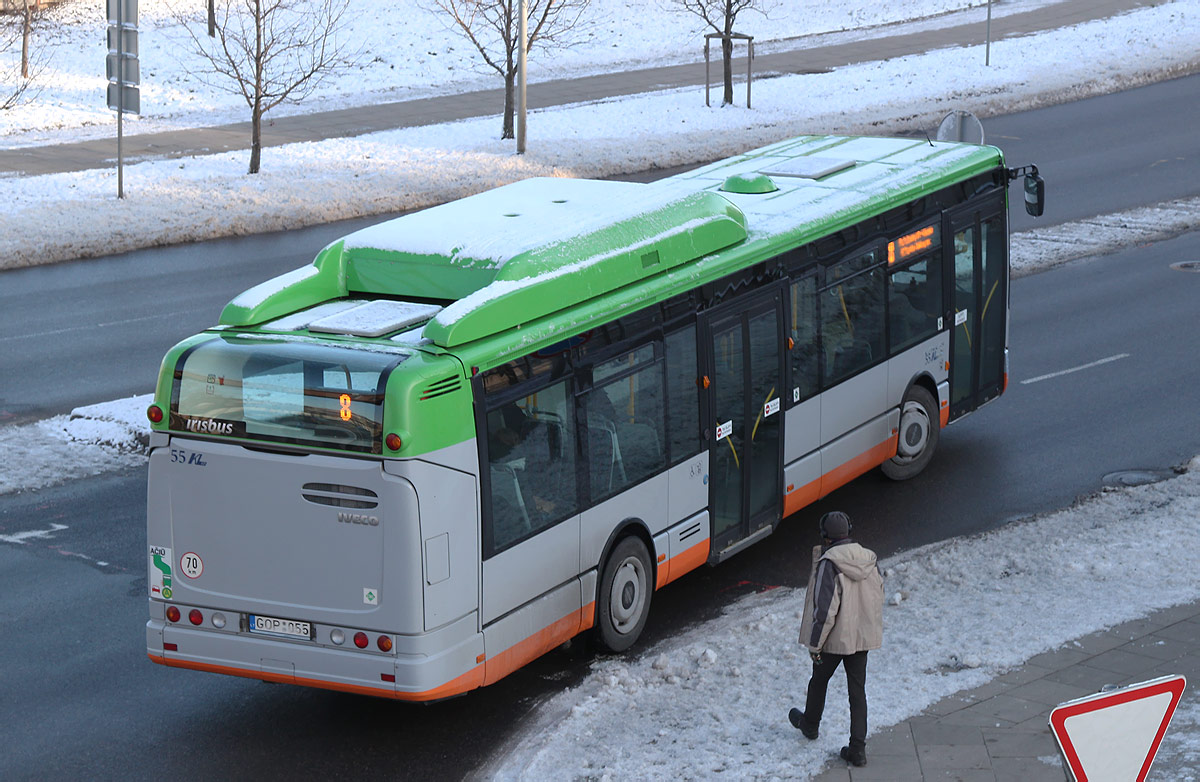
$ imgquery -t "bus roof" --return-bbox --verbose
[219,135,1002,348]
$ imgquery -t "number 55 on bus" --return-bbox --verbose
[145,134,1043,700]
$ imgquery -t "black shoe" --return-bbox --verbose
[787,708,819,739]
[840,746,867,767]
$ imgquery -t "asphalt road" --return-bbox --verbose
[2,76,1199,779]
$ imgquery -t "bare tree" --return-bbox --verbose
[430,0,590,140]
[0,0,48,111]
[179,0,358,173]
[675,0,769,106]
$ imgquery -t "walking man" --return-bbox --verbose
[789,511,884,767]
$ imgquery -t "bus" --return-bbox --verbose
[145,134,1044,700]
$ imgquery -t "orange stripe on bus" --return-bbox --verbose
[147,652,487,702]
[783,475,822,518]
[659,538,710,588]
[820,436,898,499]
[939,402,950,429]
[483,603,591,687]
[782,435,900,519]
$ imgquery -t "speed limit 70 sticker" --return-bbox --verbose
[181,552,204,579]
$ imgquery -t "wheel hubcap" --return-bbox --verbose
[609,556,646,634]
[895,400,930,462]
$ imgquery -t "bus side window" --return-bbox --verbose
[789,277,819,402]
[485,379,579,554]
[665,327,700,462]
[586,348,666,501]
[888,254,943,353]
[821,250,885,385]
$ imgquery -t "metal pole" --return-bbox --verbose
[117,0,124,198]
[746,39,752,110]
[985,0,992,66]
[517,0,527,154]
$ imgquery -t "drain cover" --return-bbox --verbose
[1102,469,1175,487]
[1170,261,1200,272]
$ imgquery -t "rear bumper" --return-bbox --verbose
[146,611,484,701]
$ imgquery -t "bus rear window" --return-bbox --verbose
[170,337,408,454]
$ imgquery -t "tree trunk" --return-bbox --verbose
[249,0,263,173]
[721,35,734,106]
[502,69,516,140]
[250,97,262,174]
[21,0,32,79]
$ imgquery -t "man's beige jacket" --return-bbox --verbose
[798,541,884,655]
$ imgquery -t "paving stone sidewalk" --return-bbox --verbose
[810,602,1200,781]
[0,0,1161,177]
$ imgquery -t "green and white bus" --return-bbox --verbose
[146,134,1043,700]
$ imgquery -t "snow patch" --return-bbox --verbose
[0,394,152,495]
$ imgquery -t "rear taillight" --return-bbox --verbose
[353,632,369,649]
[166,606,181,623]
[377,635,393,652]
[147,404,164,423]
[188,609,203,626]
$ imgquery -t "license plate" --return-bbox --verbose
[248,614,312,639]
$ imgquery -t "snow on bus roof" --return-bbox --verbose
[340,177,661,269]
[219,135,1000,343]
[423,137,999,340]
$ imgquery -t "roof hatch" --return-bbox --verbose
[761,156,856,180]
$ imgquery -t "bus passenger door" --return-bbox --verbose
[946,196,1007,421]
[702,286,785,561]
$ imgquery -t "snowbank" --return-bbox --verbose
[0,394,150,495]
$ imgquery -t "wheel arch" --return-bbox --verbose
[592,518,657,609]
[905,371,939,406]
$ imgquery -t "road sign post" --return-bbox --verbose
[1049,674,1186,782]
[106,0,140,199]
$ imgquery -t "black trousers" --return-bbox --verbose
[803,650,869,752]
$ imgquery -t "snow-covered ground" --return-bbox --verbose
[0,393,150,495]
[1,0,1006,144]
[484,457,1200,780]
[2,1,1198,269]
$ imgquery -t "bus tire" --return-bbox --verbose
[594,535,653,653]
[881,385,939,481]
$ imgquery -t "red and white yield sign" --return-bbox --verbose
[1049,674,1187,782]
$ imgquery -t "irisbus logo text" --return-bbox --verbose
[338,512,380,527]
[185,418,235,435]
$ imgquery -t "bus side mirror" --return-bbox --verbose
[1024,172,1045,217]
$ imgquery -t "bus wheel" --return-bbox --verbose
[595,536,653,653]
[881,386,939,481]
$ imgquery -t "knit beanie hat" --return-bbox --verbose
[819,511,852,540]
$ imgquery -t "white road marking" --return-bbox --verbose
[0,306,212,343]
[1021,353,1130,385]
[0,523,68,544]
